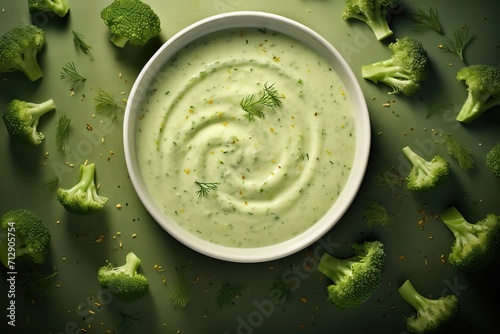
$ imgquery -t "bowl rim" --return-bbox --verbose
[123,11,370,263]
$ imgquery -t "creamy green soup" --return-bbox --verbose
[135,28,356,248]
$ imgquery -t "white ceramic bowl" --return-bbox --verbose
[124,11,370,263]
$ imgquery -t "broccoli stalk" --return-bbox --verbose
[341,0,399,40]
[440,206,500,272]
[98,252,149,303]
[455,65,500,123]
[0,209,51,267]
[318,240,385,310]
[0,25,46,81]
[28,0,70,17]
[398,279,459,333]
[362,37,430,96]
[56,163,108,215]
[100,0,161,48]
[2,98,56,146]
[402,146,449,191]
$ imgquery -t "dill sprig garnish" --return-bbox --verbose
[18,269,58,299]
[94,88,124,120]
[166,270,192,308]
[270,276,294,305]
[60,62,87,90]
[362,201,395,229]
[41,176,59,191]
[426,97,454,118]
[439,26,473,61]
[372,162,403,190]
[412,6,442,33]
[117,310,146,332]
[440,133,474,172]
[55,109,71,152]
[195,181,219,197]
[72,30,93,59]
[216,282,242,309]
[240,82,282,121]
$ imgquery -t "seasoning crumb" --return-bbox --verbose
[115,204,122,209]
[132,233,137,238]
[398,255,406,261]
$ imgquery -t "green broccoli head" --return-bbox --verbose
[399,279,459,333]
[341,0,399,40]
[402,146,450,191]
[0,24,46,81]
[2,98,56,146]
[98,252,149,303]
[100,0,161,48]
[56,163,108,215]
[28,0,70,17]
[0,209,51,267]
[440,206,500,272]
[456,64,500,123]
[318,240,385,310]
[486,142,500,177]
[361,37,430,96]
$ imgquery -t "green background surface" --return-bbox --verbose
[1,0,499,333]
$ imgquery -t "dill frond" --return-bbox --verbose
[72,30,93,59]
[60,62,87,90]
[18,270,58,299]
[440,133,474,172]
[55,109,71,152]
[362,201,395,229]
[195,181,219,197]
[240,82,282,121]
[372,162,403,190]
[94,88,124,120]
[216,282,242,309]
[41,176,59,191]
[167,270,192,308]
[439,26,473,61]
[412,7,442,33]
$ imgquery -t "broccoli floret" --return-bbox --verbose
[455,65,500,123]
[399,279,459,333]
[0,209,51,267]
[317,240,385,310]
[402,146,450,191]
[341,0,399,40]
[2,98,56,146]
[362,37,430,96]
[0,24,46,81]
[486,142,500,177]
[56,163,108,215]
[97,252,149,303]
[28,0,70,17]
[440,206,500,272]
[100,0,161,48]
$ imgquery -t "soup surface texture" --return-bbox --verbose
[136,28,356,248]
